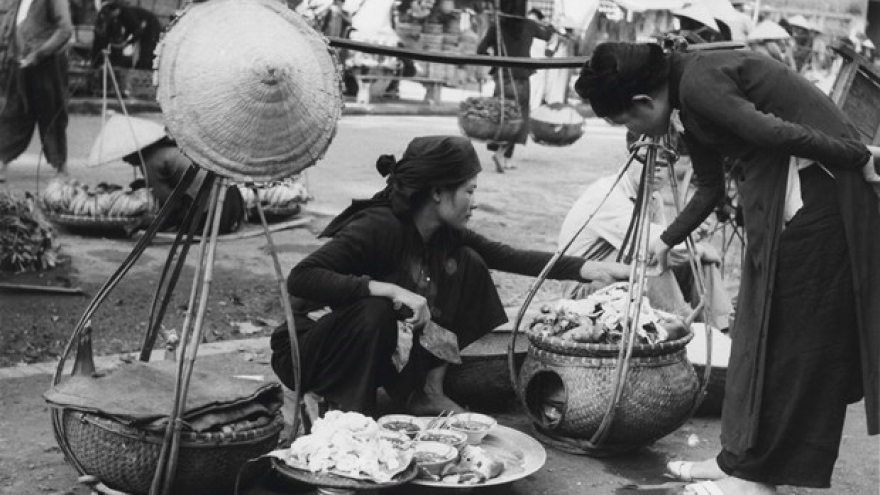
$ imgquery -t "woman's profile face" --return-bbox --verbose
[606,96,672,137]
[437,177,478,228]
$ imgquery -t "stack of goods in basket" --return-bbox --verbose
[40,178,154,218]
[237,177,310,219]
[270,411,414,483]
[529,282,689,346]
[529,103,586,146]
[458,96,521,141]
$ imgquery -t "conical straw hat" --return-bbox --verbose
[155,0,343,182]
[748,20,791,41]
[87,114,167,167]
[673,2,720,33]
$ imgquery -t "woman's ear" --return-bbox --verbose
[631,94,654,109]
[430,186,443,202]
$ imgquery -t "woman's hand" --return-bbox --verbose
[648,236,672,274]
[863,148,880,184]
[369,281,431,329]
[580,261,630,286]
[392,288,431,330]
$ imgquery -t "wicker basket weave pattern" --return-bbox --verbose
[527,330,694,358]
[61,410,284,495]
[518,345,699,452]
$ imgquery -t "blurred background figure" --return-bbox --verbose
[0,0,72,182]
[90,0,161,70]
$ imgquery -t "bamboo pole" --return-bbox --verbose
[255,191,302,439]
[160,179,228,495]
[148,176,221,495]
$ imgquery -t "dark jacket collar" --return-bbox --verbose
[667,52,690,111]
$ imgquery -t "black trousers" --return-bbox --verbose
[717,166,863,487]
[0,54,68,169]
[271,247,508,415]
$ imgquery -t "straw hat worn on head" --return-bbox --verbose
[786,14,817,32]
[87,114,167,167]
[673,2,721,33]
[156,0,343,182]
[748,20,791,41]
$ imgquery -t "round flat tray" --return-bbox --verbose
[248,203,301,221]
[271,458,418,491]
[409,421,547,488]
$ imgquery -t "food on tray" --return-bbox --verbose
[237,177,310,212]
[41,178,154,218]
[437,445,504,485]
[413,440,458,478]
[529,282,689,345]
[418,429,467,451]
[377,414,421,438]
[449,412,496,445]
[270,411,414,484]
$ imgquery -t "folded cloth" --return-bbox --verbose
[44,360,283,433]
[419,321,462,364]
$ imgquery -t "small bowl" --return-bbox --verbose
[413,440,458,477]
[448,412,497,445]
[377,414,422,439]
[417,428,468,452]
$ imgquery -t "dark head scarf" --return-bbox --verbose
[574,42,670,118]
[321,136,482,237]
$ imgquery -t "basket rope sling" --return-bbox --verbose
[506,134,717,456]
[49,168,303,495]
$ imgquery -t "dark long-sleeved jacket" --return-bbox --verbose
[663,49,880,452]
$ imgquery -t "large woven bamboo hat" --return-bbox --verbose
[155,0,342,182]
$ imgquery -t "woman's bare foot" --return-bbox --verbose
[406,389,465,416]
[492,152,505,173]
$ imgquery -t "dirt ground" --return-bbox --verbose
[1,114,877,494]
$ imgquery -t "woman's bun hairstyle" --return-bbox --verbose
[376,154,397,177]
[575,42,670,118]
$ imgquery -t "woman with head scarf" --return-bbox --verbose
[574,42,880,494]
[270,135,629,419]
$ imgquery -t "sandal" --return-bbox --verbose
[667,460,698,481]
[667,460,724,482]
[683,481,725,495]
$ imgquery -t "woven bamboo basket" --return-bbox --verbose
[458,115,522,142]
[517,332,699,456]
[529,119,585,147]
[44,211,152,231]
[59,409,284,495]
[458,97,522,142]
[119,69,157,101]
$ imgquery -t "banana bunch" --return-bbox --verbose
[41,178,83,212]
[68,192,101,217]
[238,178,310,210]
[106,189,152,217]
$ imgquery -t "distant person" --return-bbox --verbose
[477,0,552,172]
[0,0,73,183]
[557,158,732,330]
[91,0,162,69]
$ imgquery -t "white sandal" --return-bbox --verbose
[683,480,725,495]
[667,460,697,481]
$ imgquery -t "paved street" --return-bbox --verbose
[1,112,877,495]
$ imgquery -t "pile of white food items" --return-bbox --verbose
[237,176,310,212]
[270,411,413,483]
[529,282,690,345]
[41,178,155,217]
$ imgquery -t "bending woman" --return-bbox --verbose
[271,136,629,418]
[575,42,879,494]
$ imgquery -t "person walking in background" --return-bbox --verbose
[477,0,551,172]
[0,0,72,183]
